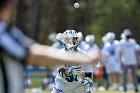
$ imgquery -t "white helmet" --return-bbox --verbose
[78,32,83,42]
[102,36,107,44]
[48,32,57,42]
[121,33,126,39]
[106,32,115,43]
[85,35,95,45]
[123,28,132,36]
[56,30,80,50]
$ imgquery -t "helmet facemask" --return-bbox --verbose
[62,30,79,50]
[123,28,132,40]
[106,32,115,43]
[56,30,80,50]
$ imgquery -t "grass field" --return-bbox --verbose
[25,89,136,93]
[24,69,140,93]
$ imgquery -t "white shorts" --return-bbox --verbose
[51,85,85,93]
[105,61,122,74]
[51,77,90,93]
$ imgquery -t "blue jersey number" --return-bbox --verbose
[65,75,78,82]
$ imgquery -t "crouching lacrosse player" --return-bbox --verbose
[51,30,93,93]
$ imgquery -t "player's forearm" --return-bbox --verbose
[27,44,95,66]
[87,50,101,65]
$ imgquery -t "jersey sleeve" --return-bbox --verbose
[136,44,140,51]
[130,39,138,51]
[10,27,35,48]
[0,22,35,62]
[0,21,7,34]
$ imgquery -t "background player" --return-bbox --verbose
[119,29,139,93]
[102,32,122,90]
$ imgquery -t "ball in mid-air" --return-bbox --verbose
[74,3,80,8]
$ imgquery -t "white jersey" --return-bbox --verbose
[54,48,85,90]
[82,44,99,73]
[119,38,138,65]
[84,44,98,51]
[102,40,122,73]
[103,40,120,62]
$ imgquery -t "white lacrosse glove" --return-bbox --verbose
[68,65,82,76]
[81,77,93,89]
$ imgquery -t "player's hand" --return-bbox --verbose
[80,77,93,89]
[68,65,82,76]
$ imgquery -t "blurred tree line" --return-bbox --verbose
[15,0,140,45]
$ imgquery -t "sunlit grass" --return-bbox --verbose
[25,89,135,93]
[24,69,140,93]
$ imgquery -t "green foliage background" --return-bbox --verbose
[16,0,140,44]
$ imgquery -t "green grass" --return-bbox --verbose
[25,89,135,93]
[94,90,135,93]
[24,69,140,93]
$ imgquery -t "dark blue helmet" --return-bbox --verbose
[123,28,132,36]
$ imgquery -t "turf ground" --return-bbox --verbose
[25,89,136,93]
[24,69,140,93]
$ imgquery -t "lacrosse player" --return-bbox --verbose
[102,32,122,90]
[51,30,93,93]
[119,29,139,93]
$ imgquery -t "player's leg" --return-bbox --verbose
[130,65,139,92]
[85,87,93,93]
[127,69,134,90]
[51,86,63,93]
[105,64,111,89]
[122,65,129,92]
[111,64,120,90]
[102,66,109,90]
[74,85,86,93]
[110,72,116,90]
[51,79,64,93]
[51,88,58,93]
[110,62,118,90]
[80,77,93,93]
[115,63,122,89]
